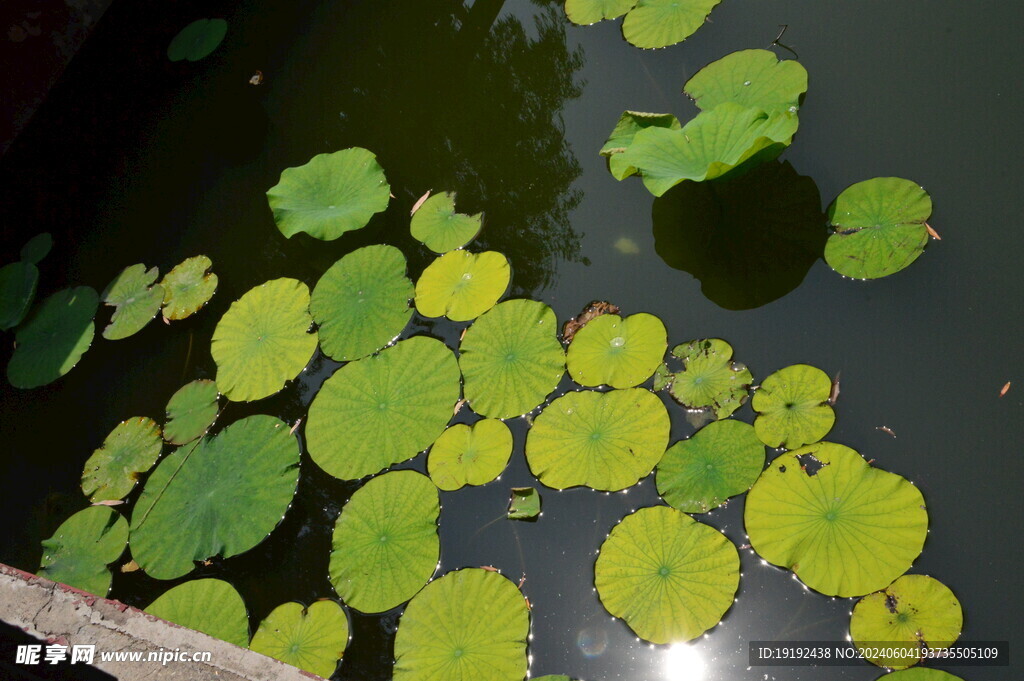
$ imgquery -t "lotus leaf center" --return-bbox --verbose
[896,611,911,623]
[589,431,603,441]
[378,402,388,411]
[379,535,389,543]
[658,566,671,577]
[453,648,464,658]
[505,353,517,362]
[825,510,838,522]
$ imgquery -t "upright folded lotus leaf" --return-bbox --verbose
[130,415,301,580]
[146,579,248,647]
[167,18,228,62]
[656,419,765,513]
[825,177,932,279]
[7,286,97,389]
[459,299,565,418]
[160,255,218,320]
[600,111,681,180]
[267,147,390,240]
[410,192,483,253]
[163,379,220,445]
[875,671,963,681]
[507,486,541,520]
[211,278,318,402]
[37,506,128,596]
[311,245,413,361]
[414,250,510,322]
[81,417,164,502]
[685,49,808,113]
[307,336,460,480]
[752,364,834,448]
[393,568,530,681]
[250,600,349,678]
[595,506,739,644]
[744,442,928,597]
[19,233,53,265]
[428,419,513,491]
[565,0,637,26]
[566,313,667,388]
[526,388,669,491]
[667,338,752,419]
[329,471,440,613]
[0,261,38,331]
[101,264,164,340]
[851,575,963,669]
[621,0,722,49]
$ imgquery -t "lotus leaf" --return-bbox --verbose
[621,0,721,49]
[393,568,529,681]
[167,18,228,62]
[565,0,637,25]
[752,364,834,448]
[410,192,483,253]
[130,415,300,580]
[745,442,928,597]
[101,264,164,340]
[526,388,669,491]
[37,506,128,596]
[0,261,38,331]
[876,671,963,681]
[666,338,752,418]
[211,278,318,402]
[307,336,460,480]
[19,233,53,265]
[566,313,667,388]
[825,177,932,279]
[656,419,764,513]
[595,506,739,644]
[600,111,681,181]
[415,250,510,322]
[330,471,439,613]
[163,379,220,445]
[459,299,565,419]
[146,579,248,647]
[685,49,808,113]
[428,420,513,491]
[160,255,218,320]
[653,363,673,391]
[250,600,349,677]
[267,147,390,240]
[81,417,164,502]
[7,286,97,389]
[507,486,541,520]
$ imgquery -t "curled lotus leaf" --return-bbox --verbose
[37,506,128,596]
[160,255,218,320]
[0,261,38,331]
[621,0,722,49]
[7,286,97,389]
[565,0,637,25]
[163,379,220,445]
[81,417,164,502]
[507,486,541,520]
[428,419,513,491]
[601,111,681,181]
[101,264,164,340]
[250,600,349,678]
[167,18,228,62]
[566,312,667,389]
[752,364,834,448]
[20,233,53,265]
[415,250,510,322]
[410,191,483,253]
[146,579,248,647]
[666,338,752,419]
[685,49,808,113]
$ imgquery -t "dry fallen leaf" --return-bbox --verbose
[289,419,302,435]
[410,190,432,216]
[875,425,897,438]
[120,560,140,574]
[562,301,621,343]
[453,399,466,416]
[91,499,124,507]
[829,371,841,405]
[925,222,941,240]
[1000,381,1011,397]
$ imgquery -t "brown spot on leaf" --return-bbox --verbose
[562,301,620,343]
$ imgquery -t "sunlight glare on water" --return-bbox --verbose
[662,643,706,681]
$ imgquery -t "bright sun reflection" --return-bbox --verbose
[662,643,707,681]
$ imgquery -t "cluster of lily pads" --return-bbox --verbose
[565,0,722,49]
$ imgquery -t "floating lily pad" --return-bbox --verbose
[565,0,637,25]
[7,286,97,389]
[745,442,928,597]
[601,111,681,181]
[666,338,752,418]
[752,364,834,448]
[211,278,318,402]
[566,313,667,388]
[250,600,349,678]
[0,261,38,331]
[19,233,53,265]
[415,250,510,322]
[595,506,739,644]
[81,417,164,502]
[508,487,541,520]
[657,419,764,513]
[160,255,218,321]
[526,388,669,491]
[393,568,529,681]
[410,192,483,253]
[851,575,963,669]
[330,471,439,613]
[267,147,390,241]
[825,177,932,279]
[685,49,808,113]
[101,264,164,340]
[37,506,128,596]
[621,0,721,49]
[146,579,248,647]
[875,671,963,681]
[428,420,513,491]
[307,336,460,480]
[460,299,565,419]
[130,415,300,580]
[163,380,220,445]
[167,18,228,62]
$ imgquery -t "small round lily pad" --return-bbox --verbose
[160,255,218,321]
[146,578,248,647]
[565,0,637,25]
[37,506,128,596]
[410,192,483,253]
[167,19,228,62]
[81,417,164,502]
[666,339,753,419]
[7,286,97,389]
[20,233,53,265]
[0,261,39,331]
[566,313,667,388]
[507,487,541,520]
[621,0,722,49]
[752,364,834,448]
[428,419,513,491]
[250,600,349,678]
[163,380,220,445]
[101,264,164,340]
[414,250,510,322]
[685,49,808,113]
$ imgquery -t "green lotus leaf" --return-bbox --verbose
[7,286,97,389]
[37,506,128,596]
[307,336,460,480]
[851,575,963,669]
[565,0,637,26]
[393,568,529,681]
[410,192,483,253]
[0,261,38,331]
[81,417,164,502]
[211,278,318,402]
[507,487,541,520]
[146,579,248,647]
[600,111,681,181]
[428,420,513,491]
[160,255,218,321]
[656,419,765,513]
[566,313,667,388]
[825,177,932,279]
[652,363,673,391]
[101,264,164,340]
[167,18,228,62]
[163,379,220,445]
[752,364,834,448]
[130,415,300,580]
[250,600,349,678]
[19,233,53,265]
[621,0,722,49]
[875,670,964,681]
[311,245,413,361]
[459,299,565,418]
[415,250,510,322]
[526,388,669,491]
[666,338,752,418]
[595,506,739,644]
[267,147,390,241]
[745,442,928,597]
[685,49,808,113]
[330,471,439,613]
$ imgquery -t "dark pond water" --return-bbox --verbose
[1,0,1022,679]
